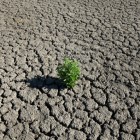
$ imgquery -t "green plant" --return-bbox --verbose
[57,58,80,88]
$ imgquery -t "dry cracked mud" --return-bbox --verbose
[0,0,140,140]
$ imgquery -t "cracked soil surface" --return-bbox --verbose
[0,0,140,140]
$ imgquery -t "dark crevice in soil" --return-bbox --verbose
[96,123,106,140]
[39,125,57,140]
[9,87,28,104]
[17,109,22,123]
[34,49,44,75]
[45,102,68,127]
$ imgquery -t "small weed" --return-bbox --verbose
[57,58,80,88]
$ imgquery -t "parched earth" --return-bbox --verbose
[0,0,140,140]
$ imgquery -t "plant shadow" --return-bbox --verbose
[25,75,66,90]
